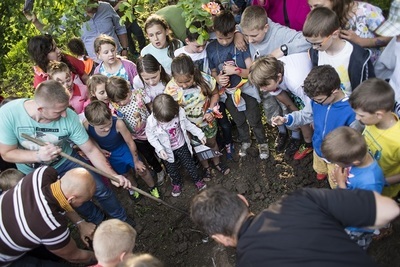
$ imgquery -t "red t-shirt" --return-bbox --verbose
[33,54,86,89]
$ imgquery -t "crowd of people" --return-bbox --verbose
[1,0,400,266]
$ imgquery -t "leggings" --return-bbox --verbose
[163,144,200,186]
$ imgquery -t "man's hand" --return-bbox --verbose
[271,116,287,127]
[36,143,62,162]
[111,174,131,189]
[77,221,96,248]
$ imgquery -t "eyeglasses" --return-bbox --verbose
[313,91,333,105]
[306,34,332,48]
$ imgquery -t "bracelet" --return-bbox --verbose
[75,219,85,227]
[206,108,213,114]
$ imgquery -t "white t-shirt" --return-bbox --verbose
[375,37,400,102]
[174,46,210,74]
[318,41,353,95]
[132,75,166,104]
[269,52,312,108]
[141,41,183,75]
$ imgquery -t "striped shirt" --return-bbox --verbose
[0,166,70,266]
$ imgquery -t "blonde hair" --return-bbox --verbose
[0,169,24,191]
[93,219,137,264]
[47,61,70,78]
[117,254,163,267]
[249,56,284,88]
[240,6,268,31]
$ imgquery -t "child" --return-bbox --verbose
[174,21,209,74]
[92,219,137,267]
[239,6,311,155]
[118,254,163,267]
[106,76,166,186]
[321,126,385,249]
[141,14,183,75]
[145,94,207,197]
[87,74,110,104]
[94,34,138,86]
[303,7,375,96]
[249,54,314,159]
[0,168,24,193]
[349,78,400,198]
[133,54,171,109]
[84,101,160,200]
[272,65,358,188]
[47,61,90,115]
[374,0,400,117]
[207,10,269,159]
[165,54,230,180]
[307,0,391,63]
[67,37,98,75]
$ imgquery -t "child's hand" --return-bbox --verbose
[234,32,247,52]
[223,64,239,76]
[134,160,147,174]
[159,149,168,160]
[217,71,230,87]
[200,137,207,145]
[332,165,349,189]
[271,116,286,127]
[101,149,111,157]
[203,112,214,123]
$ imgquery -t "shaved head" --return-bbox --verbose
[61,168,96,207]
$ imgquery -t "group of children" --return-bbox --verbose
[1,0,400,263]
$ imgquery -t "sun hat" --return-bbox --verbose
[375,0,400,37]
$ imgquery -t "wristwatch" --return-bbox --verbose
[280,44,288,56]
[121,47,129,51]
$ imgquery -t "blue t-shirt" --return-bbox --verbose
[206,39,251,88]
[346,159,385,193]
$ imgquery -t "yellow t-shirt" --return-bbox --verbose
[363,114,400,197]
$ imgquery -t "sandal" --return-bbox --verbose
[203,167,213,182]
[214,163,230,175]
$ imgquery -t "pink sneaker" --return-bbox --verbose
[171,185,182,197]
[195,180,207,191]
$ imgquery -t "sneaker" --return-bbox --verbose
[316,173,327,181]
[238,142,251,157]
[285,138,301,156]
[275,133,288,153]
[149,187,160,198]
[226,143,235,160]
[195,180,207,191]
[171,184,182,197]
[156,170,165,186]
[258,143,270,159]
[128,190,142,202]
[293,144,313,160]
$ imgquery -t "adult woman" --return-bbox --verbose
[27,34,89,88]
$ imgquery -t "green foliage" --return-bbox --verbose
[177,0,214,45]
[0,0,393,98]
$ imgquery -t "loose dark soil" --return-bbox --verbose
[103,126,400,267]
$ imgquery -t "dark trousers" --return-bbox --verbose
[134,139,163,173]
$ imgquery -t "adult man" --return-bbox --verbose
[82,0,129,61]
[191,186,400,267]
[0,80,132,227]
[0,166,96,266]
